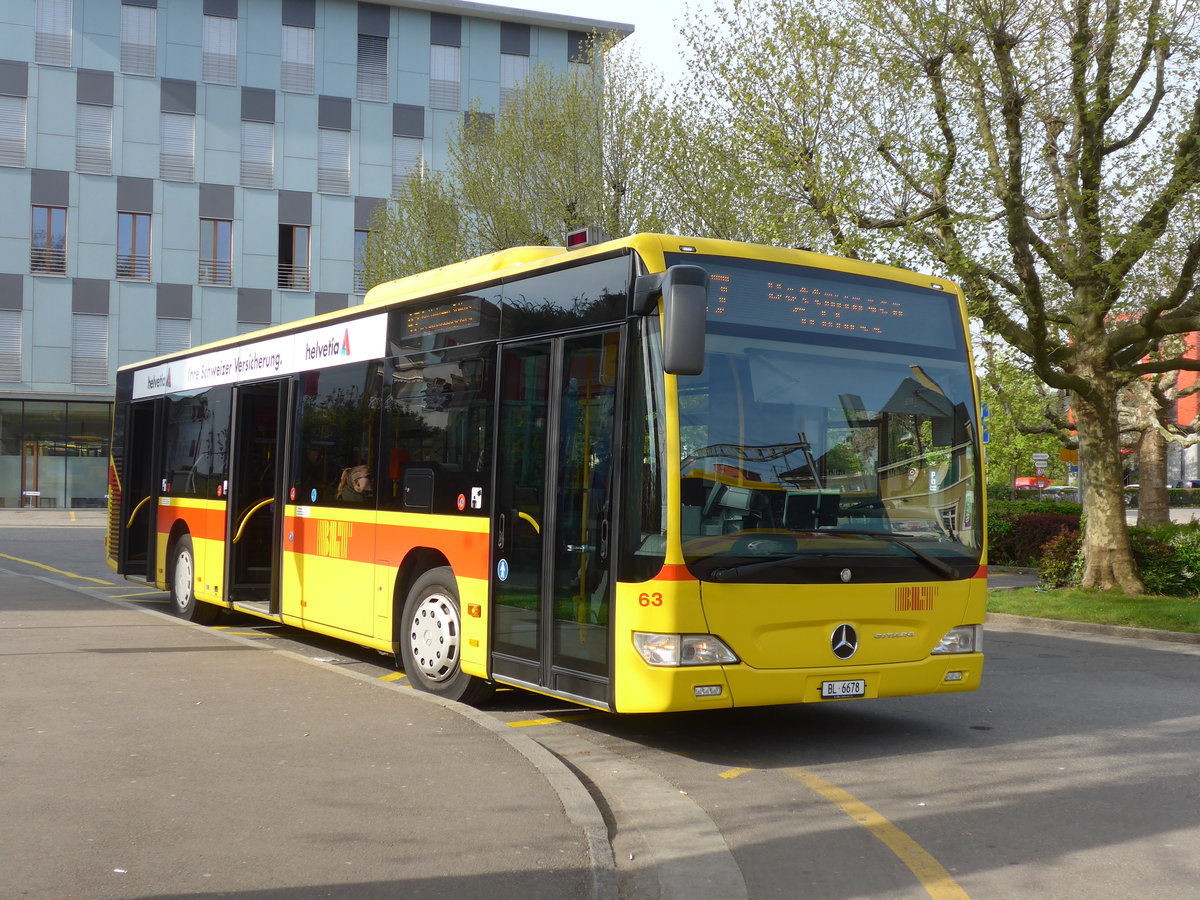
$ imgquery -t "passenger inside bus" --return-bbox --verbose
[337,465,373,502]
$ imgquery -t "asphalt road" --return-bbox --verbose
[4,514,1199,899]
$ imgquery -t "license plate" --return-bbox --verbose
[821,679,866,699]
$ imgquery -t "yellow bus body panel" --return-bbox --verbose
[612,570,986,714]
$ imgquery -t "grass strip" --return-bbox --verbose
[988,588,1200,634]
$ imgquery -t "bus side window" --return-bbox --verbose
[380,350,494,514]
[291,363,380,506]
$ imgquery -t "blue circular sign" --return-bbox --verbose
[497,559,509,582]
[310,488,318,502]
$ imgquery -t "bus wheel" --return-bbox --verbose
[170,535,218,624]
[400,567,493,705]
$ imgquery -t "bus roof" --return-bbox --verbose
[120,233,961,374]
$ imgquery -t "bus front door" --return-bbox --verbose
[226,380,289,613]
[491,330,621,707]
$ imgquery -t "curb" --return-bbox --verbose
[987,612,1200,645]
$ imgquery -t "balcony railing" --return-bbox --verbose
[199,258,233,286]
[30,247,66,275]
[277,263,310,291]
[116,253,152,280]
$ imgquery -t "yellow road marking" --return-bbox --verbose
[719,767,753,779]
[507,713,601,728]
[784,768,970,899]
[0,553,114,585]
[378,672,407,682]
[69,511,77,522]
[110,590,167,598]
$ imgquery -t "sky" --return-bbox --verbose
[499,0,712,85]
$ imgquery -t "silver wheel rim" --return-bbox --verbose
[408,591,460,683]
[174,549,193,611]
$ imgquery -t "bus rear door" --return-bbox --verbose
[117,399,163,580]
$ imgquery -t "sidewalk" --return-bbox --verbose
[0,568,612,900]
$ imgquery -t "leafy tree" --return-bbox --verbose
[978,336,1072,491]
[360,37,669,286]
[675,0,1200,593]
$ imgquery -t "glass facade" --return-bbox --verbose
[0,399,111,508]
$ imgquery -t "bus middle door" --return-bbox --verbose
[226,379,290,615]
[491,329,621,707]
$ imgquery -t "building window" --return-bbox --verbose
[281,24,315,94]
[202,14,237,85]
[391,137,423,194]
[156,317,191,355]
[430,45,460,110]
[0,309,19,381]
[117,211,152,280]
[568,31,592,67]
[71,314,108,385]
[357,34,388,102]
[500,54,528,110]
[354,229,369,293]
[240,121,274,188]
[31,206,67,276]
[0,96,27,168]
[76,103,112,175]
[199,218,232,286]
[120,4,157,76]
[278,224,310,291]
[35,0,73,67]
[160,112,195,182]
[318,128,350,195]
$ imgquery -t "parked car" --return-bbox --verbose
[1042,485,1079,502]
[1174,479,1200,489]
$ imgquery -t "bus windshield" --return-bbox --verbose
[667,253,982,583]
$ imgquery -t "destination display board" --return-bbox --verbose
[666,253,964,352]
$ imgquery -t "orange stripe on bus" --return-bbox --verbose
[284,515,490,581]
[652,564,696,582]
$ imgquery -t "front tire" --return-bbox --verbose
[170,534,218,624]
[399,567,493,705]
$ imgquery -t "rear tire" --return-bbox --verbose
[170,534,219,624]
[399,567,493,705]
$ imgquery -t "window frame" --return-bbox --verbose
[31,205,68,276]
[120,4,157,77]
[199,217,232,286]
[281,24,315,94]
[116,211,152,281]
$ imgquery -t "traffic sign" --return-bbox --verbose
[1031,452,1050,463]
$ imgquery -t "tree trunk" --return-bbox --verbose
[1136,427,1170,527]
[1072,387,1145,594]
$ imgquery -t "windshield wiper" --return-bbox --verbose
[707,530,957,582]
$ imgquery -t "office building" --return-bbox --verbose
[0,0,629,508]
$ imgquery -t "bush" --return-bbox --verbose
[1038,528,1083,587]
[987,504,1081,567]
[1128,523,1200,596]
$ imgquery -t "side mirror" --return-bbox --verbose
[634,265,707,376]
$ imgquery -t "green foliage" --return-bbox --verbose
[361,38,671,287]
[1128,523,1200,597]
[988,508,1081,567]
[1037,529,1083,588]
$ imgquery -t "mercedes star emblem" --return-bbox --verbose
[831,624,858,660]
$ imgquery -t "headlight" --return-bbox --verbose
[932,624,983,654]
[633,632,739,666]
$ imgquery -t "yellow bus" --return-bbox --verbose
[107,233,985,712]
